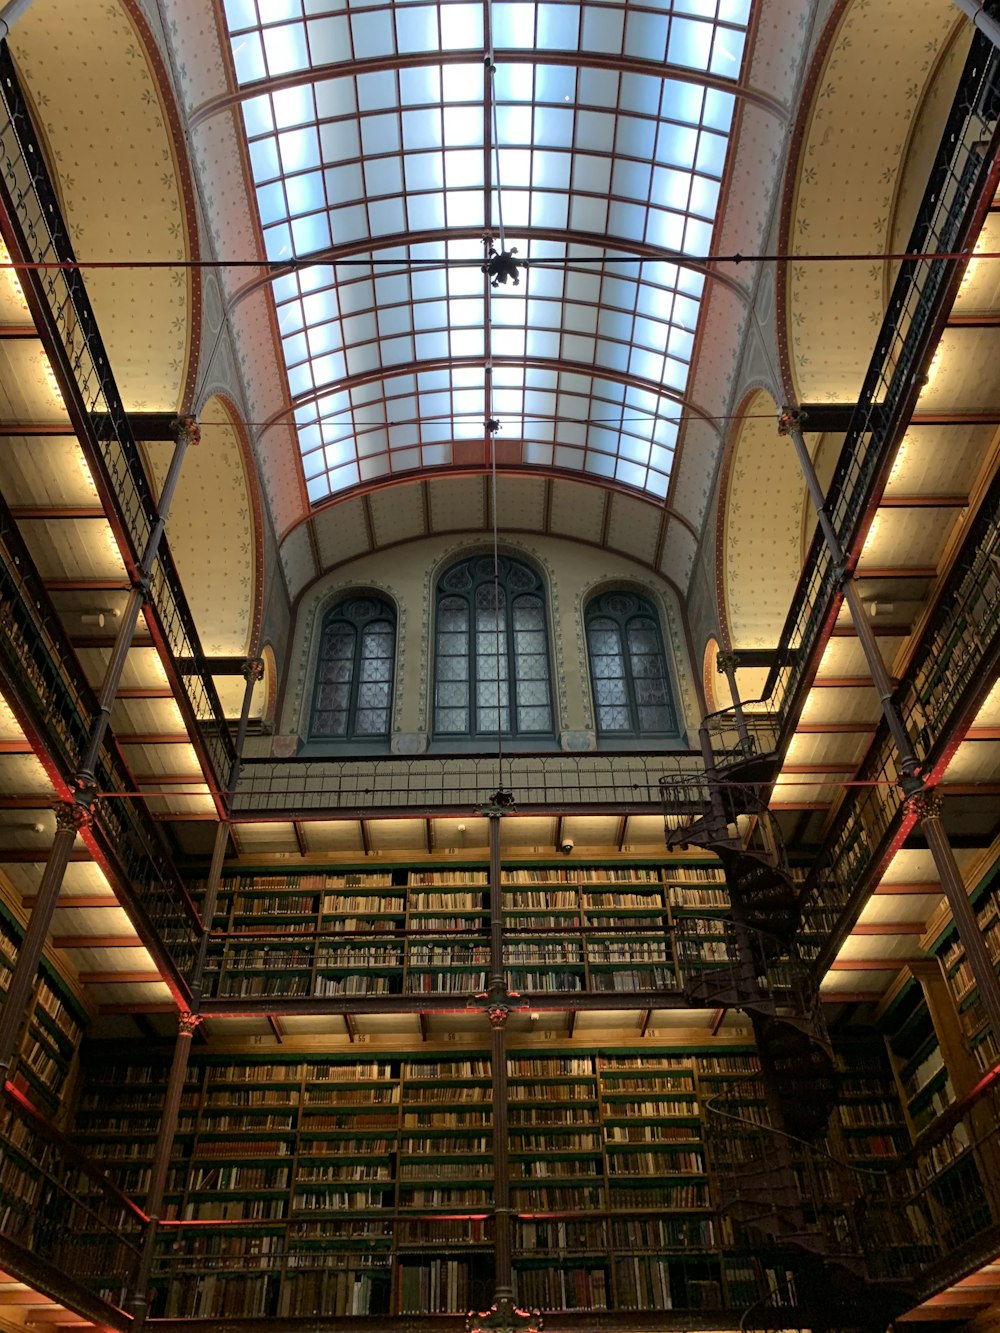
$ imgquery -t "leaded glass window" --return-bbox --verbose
[312,595,395,739]
[434,556,553,737]
[586,591,676,736]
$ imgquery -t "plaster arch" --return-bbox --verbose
[719,388,809,651]
[781,0,969,403]
[146,393,258,660]
[13,0,199,411]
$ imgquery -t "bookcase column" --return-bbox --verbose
[908,958,982,1101]
[129,1011,203,1329]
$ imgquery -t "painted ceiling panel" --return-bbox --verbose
[495,475,546,531]
[428,474,485,529]
[548,477,605,538]
[313,495,373,566]
[369,484,427,546]
[606,492,661,563]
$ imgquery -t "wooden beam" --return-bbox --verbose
[267,1015,284,1044]
[0,422,71,436]
[52,935,142,949]
[830,623,911,637]
[9,506,106,520]
[45,578,131,592]
[293,821,307,857]
[795,722,877,734]
[850,923,924,936]
[879,493,969,508]
[811,676,873,687]
[820,991,885,1003]
[23,895,115,908]
[0,740,32,754]
[116,687,175,699]
[0,324,37,339]
[854,566,937,579]
[79,971,162,984]
[828,959,911,971]
[874,882,941,895]
[98,1003,175,1014]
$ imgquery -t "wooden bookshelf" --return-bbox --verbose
[0,900,86,1115]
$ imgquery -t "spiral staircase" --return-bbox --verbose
[662,703,916,1330]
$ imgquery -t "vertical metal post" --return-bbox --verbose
[910,791,1000,1038]
[954,0,1000,50]
[190,657,264,1006]
[77,417,199,789]
[781,407,1000,1032]
[129,1013,202,1329]
[716,649,751,750]
[0,805,85,1081]
[486,808,511,1301]
[130,655,262,1326]
[0,418,198,1085]
[0,0,37,41]
[778,409,921,785]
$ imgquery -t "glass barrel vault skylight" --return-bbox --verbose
[223,0,749,502]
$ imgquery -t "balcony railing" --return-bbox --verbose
[232,751,706,818]
[0,1081,144,1320]
[715,28,1000,767]
[802,457,1000,976]
[0,492,201,989]
[0,43,235,797]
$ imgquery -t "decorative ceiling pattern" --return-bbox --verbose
[222,0,750,502]
[15,0,192,412]
[785,0,964,403]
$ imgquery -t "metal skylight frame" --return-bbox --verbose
[223,0,750,502]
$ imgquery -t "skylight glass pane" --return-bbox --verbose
[225,0,749,502]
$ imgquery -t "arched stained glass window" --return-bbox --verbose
[586,592,677,736]
[434,556,553,738]
[311,595,395,740]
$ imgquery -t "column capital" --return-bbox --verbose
[487,1001,511,1029]
[178,1012,204,1037]
[242,656,266,684]
[777,406,807,436]
[171,415,201,447]
[716,650,741,675]
[54,801,92,834]
[905,787,944,822]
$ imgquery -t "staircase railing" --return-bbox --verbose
[0,42,235,798]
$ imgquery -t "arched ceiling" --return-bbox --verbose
[14,0,196,412]
[144,395,259,657]
[279,471,687,600]
[783,0,968,403]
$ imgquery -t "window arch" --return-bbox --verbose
[586,591,677,736]
[311,594,395,740]
[434,555,553,738]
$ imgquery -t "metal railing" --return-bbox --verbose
[0,1081,144,1314]
[712,27,1000,769]
[802,458,1000,975]
[0,494,201,988]
[233,751,705,817]
[0,43,235,796]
